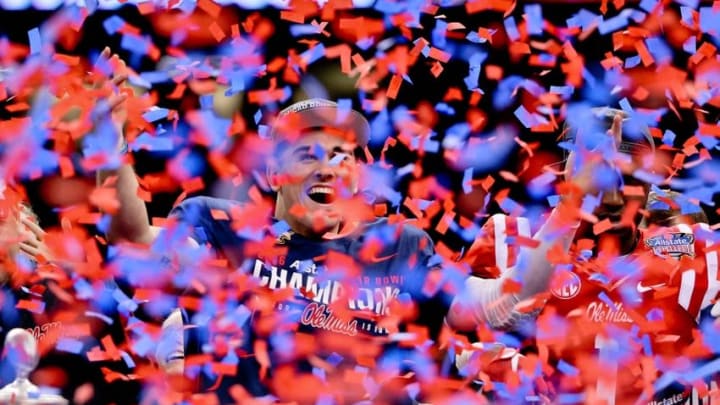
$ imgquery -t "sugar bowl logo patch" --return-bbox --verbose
[645,233,695,259]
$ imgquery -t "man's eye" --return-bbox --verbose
[299,153,317,162]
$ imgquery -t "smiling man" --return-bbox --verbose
[99,92,583,403]
[144,100,462,403]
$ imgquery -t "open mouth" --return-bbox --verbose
[306,186,336,204]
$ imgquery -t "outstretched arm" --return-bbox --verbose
[446,205,580,331]
[446,113,624,332]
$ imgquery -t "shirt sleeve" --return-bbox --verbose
[463,213,533,278]
[690,223,720,317]
[167,196,215,245]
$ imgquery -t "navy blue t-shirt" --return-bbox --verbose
[168,196,450,401]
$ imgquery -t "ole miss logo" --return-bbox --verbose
[551,270,582,299]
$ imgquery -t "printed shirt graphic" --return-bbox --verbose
[168,197,448,399]
[472,216,719,404]
[171,196,441,336]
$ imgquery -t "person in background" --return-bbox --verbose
[644,189,709,228]
[529,111,717,404]
[0,181,112,404]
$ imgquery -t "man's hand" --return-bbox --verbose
[98,47,133,149]
[563,112,624,198]
[47,47,136,154]
[16,206,53,262]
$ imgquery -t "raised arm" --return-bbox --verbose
[93,48,160,245]
[446,113,623,332]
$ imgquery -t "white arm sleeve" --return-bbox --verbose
[448,207,579,331]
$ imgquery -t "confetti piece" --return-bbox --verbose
[524,4,543,36]
[28,28,41,55]
[504,17,520,41]
[103,15,125,34]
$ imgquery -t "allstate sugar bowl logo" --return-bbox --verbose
[645,233,695,259]
[551,270,582,299]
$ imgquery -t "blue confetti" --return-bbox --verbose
[465,31,486,44]
[121,351,136,369]
[326,352,343,367]
[580,194,601,215]
[645,308,665,322]
[598,13,630,35]
[289,24,323,37]
[697,135,719,150]
[625,55,642,69]
[494,76,524,110]
[199,94,213,110]
[557,360,579,376]
[504,17,520,41]
[547,195,561,207]
[300,43,326,65]
[336,98,352,123]
[85,0,98,13]
[662,130,676,146]
[683,36,697,54]
[406,382,421,400]
[700,7,720,35]
[550,85,574,99]
[112,287,138,313]
[312,367,326,380]
[528,172,555,199]
[645,37,672,65]
[131,132,174,153]
[598,292,616,309]
[120,34,150,55]
[142,107,170,123]
[138,71,170,85]
[270,220,291,238]
[525,4,543,36]
[588,273,610,285]
[677,0,699,8]
[432,20,448,48]
[131,334,155,357]
[435,102,456,115]
[639,0,658,12]
[464,51,486,90]
[683,357,720,383]
[681,6,695,26]
[567,9,600,30]
[56,338,84,354]
[103,15,125,35]
[462,168,473,194]
[28,28,41,55]
[499,197,523,215]
[558,393,586,404]
[514,106,535,129]
[73,277,94,300]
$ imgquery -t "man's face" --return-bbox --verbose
[591,154,650,237]
[270,131,361,238]
[593,176,650,233]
